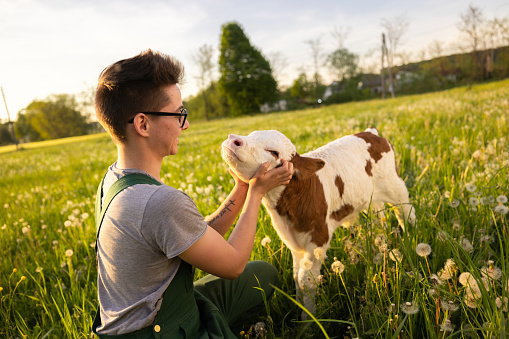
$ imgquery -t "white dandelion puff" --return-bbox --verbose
[260,236,271,247]
[495,297,508,312]
[415,243,432,257]
[440,319,455,332]
[448,200,460,208]
[389,249,403,262]
[441,299,459,312]
[481,265,502,280]
[459,236,474,253]
[466,184,477,192]
[494,204,509,215]
[496,195,508,204]
[469,197,480,207]
[331,259,345,274]
[65,249,74,257]
[400,301,420,314]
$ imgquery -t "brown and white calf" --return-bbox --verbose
[221,128,416,316]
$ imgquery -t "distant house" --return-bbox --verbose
[357,74,383,94]
[322,81,344,101]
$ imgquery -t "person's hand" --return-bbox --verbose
[248,159,293,198]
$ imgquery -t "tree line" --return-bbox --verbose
[1,4,508,145]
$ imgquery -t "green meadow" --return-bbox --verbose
[1,79,508,338]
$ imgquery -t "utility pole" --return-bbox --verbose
[381,34,386,99]
[381,33,395,98]
[1,86,19,150]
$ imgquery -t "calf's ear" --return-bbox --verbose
[290,153,326,180]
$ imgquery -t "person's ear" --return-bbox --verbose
[133,114,150,137]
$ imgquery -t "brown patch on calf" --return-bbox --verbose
[335,175,345,197]
[275,153,329,247]
[365,160,373,176]
[330,204,355,222]
[355,132,391,163]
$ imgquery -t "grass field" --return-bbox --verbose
[1,79,508,338]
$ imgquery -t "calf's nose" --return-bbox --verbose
[228,134,244,148]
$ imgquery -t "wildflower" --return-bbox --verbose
[300,258,313,270]
[254,322,266,336]
[387,303,396,312]
[22,226,30,234]
[65,249,74,257]
[373,253,383,265]
[438,259,458,280]
[389,249,403,262]
[3,203,8,208]
[81,213,89,220]
[20,276,26,281]
[64,220,72,228]
[316,275,324,284]
[314,248,325,260]
[452,220,461,231]
[469,197,480,207]
[374,234,387,247]
[415,243,432,257]
[444,191,451,198]
[494,204,509,215]
[331,258,345,274]
[428,288,439,298]
[13,268,17,273]
[52,240,58,246]
[0,287,3,292]
[440,319,455,332]
[459,236,474,253]
[479,235,494,244]
[464,293,479,308]
[495,297,508,312]
[481,265,502,280]
[41,224,47,230]
[429,274,444,286]
[437,230,449,242]
[260,236,271,247]
[206,176,213,181]
[400,301,420,314]
[60,262,67,268]
[448,200,460,208]
[441,299,459,312]
[1,224,6,230]
[497,195,508,204]
[480,197,490,205]
[35,267,43,273]
[466,184,477,192]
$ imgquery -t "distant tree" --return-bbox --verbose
[22,94,89,140]
[268,51,289,90]
[192,44,215,120]
[326,48,359,81]
[330,25,351,50]
[14,109,41,142]
[218,21,278,115]
[457,5,485,80]
[289,73,312,100]
[304,37,324,92]
[0,122,14,145]
[381,14,410,69]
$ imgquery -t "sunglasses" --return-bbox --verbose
[128,108,188,128]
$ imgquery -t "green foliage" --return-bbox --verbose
[185,82,230,120]
[218,21,278,116]
[0,122,15,146]
[17,94,90,141]
[326,48,359,81]
[1,80,508,338]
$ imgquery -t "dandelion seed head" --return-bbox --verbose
[449,200,460,208]
[466,184,477,192]
[35,267,43,273]
[441,299,459,312]
[495,296,508,312]
[496,195,508,204]
[254,322,266,336]
[331,259,345,274]
[480,197,490,205]
[440,319,455,332]
[389,249,403,262]
[469,197,480,207]
[373,252,383,265]
[481,265,502,280]
[494,204,509,215]
[260,236,271,247]
[65,249,74,257]
[400,301,420,314]
[459,236,474,253]
[452,219,461,231]
[415,243,432,257]
[429,274,444,285]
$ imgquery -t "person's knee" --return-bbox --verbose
[244,261,278,289]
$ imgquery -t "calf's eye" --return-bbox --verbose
[266,150,279,159]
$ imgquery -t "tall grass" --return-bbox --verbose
[1,80,508,338]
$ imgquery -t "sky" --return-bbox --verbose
[1,0,508,122]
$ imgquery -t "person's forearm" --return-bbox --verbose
[225,189,264,269]
[205,184,248,236]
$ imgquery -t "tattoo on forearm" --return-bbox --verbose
[208,199,236,225]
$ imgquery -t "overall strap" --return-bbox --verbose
[94,173,162,253]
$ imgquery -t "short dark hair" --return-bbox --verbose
[95,49,184,143]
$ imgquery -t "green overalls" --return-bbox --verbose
[93,173,277,338]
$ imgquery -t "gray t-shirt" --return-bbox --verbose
[96,163,207,335]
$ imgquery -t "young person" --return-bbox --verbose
[93,49,293,338]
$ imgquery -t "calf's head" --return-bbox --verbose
[221,130,325,183]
